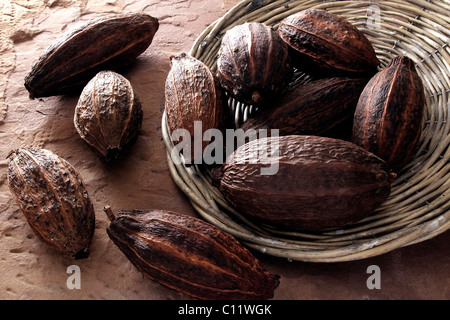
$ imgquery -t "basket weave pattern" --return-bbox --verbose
[162,0,450,262]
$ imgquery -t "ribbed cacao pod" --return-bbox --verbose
[104,207,279,300]
[278,9,380,77]
[165,53,226,164]
[7,148,95,259]
[352,56,425,172]
[212,135,395,231]
[24,13,159,98]
[74,70,143,161]
[240,77,367,137]
[217,22,293,105]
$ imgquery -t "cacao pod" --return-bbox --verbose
[165,53,226,164]
[240,77,367,137]
[352,56,425,172]
[104,207,280,300]
[7,148,95,259]
[217,22,293,105]
[212,135,394,231]
[74,70,143,161]
[278,9,380,77]
[24,13,159,98]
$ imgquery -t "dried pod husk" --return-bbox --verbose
[7,148,95,259]
[278,9,380,77]
[24,13,159,98]
[212,135,394,231]
[105,207,280,300]
[240,77,368,138]
[74,70,143,161]
[352,56,425,172]
[217,22,293,105]
[165,53,226,164]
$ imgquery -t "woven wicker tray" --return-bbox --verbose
[162,0,450,262]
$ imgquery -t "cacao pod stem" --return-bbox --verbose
[388,172,397,183]
[252,91,263,104]
[104,205,116,222]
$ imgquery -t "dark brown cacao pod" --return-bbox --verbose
[352,56,425,172]
[212,135,394,231]
[165,53,226,164]
[24,13,159,98]
[278,9,380,77]
[7,148,95,259]
[74,70,143,161]
[104,207,280,300]
[217,22,293,105]
[240,77,367,137]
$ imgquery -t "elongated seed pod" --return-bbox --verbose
[212,135,394,231]
[105,207,280,300]
[74,70,143,161]
[165,53,226,164]
[240,77,367,137]
[217,22,293,105]
[7,148,95,259]
[24,13,159,98]
[352,56,425,172]
[278,9,380,77]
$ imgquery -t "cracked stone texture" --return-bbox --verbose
[1,0,449,300]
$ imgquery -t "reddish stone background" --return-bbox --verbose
[0,0,449,300]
